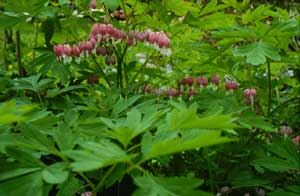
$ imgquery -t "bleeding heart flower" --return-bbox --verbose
[211,74,220,86]
[293,136,299,146]
[89,0,96,10]
[280,126,293,136]
[196,76,208,87]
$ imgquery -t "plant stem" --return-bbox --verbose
[92,56,111,87]
[130,51,155,84]
[267,61,272,116]
[33,22,39,59]
[117,46,127,88]
[205,148,214,193]
[94,164,117,193]
[37,92,44,108]
[78,172,96,191]
[120,0,127,17]
[16,30,25,77]
[3,30,8,70]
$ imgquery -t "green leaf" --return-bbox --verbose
[143,130,234,160]
[165,105,237,131]
[18,122,56,152]
[5,147,45,167]
[53,122,77,151]
[233,41,281,65]
[269,192,299,196]
[238,112,276,132]
[0,12,25,29]
[112,95,142,117]
[251,157,299,172]
[101,0,120,11]
[0,167,41,181]
[164,0,195,16]
[133,175,213,196]
[102,107,163,148]
[64,140,133,171]
[0,172,46,196]
[251,137,299,172]
[13,74,53,92]
[0,101,35,124]
[57,175,83,196]
[230,171,271,188]
[46,85,88,98]
[42,163,69,184]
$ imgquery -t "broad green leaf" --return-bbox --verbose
[0,172,46,196]
[101,0,120,11]
[164,0,195,16]
[165,106,237,131]
[143,130,234,160]
[18,123,56,151]
[57,175,83,196]
[269,192,299,196]
[102,107,163,147]
[42,163,69,184]
[133,175,213,196]
[0,101,35,124]
[251,137,299,172]
[13,74,53,92]
[53,122,77,151]
[46,85,88,98]
[238,112,276,132]
[64,140,133,171]
[5,0,48,15]
[268,137,299,166]
[267,19,300,37]
[0,12,25,29]
[5,147,45,167]
[0,167,41,181]
[200,0,221,16]
[112,95,142,116]
[230,171,271,188]
[59,0,70,5]
[211,26,256,39]
[251,157,299,172]
[233,40,281,65]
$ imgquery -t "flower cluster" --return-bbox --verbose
[142,74,241,99]
[53,23,171,64]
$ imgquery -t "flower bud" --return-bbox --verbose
[89,0,96,10]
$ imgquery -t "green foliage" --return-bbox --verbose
[133,175,213,196]
[0,0,299,195]
[233,40,281,65]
